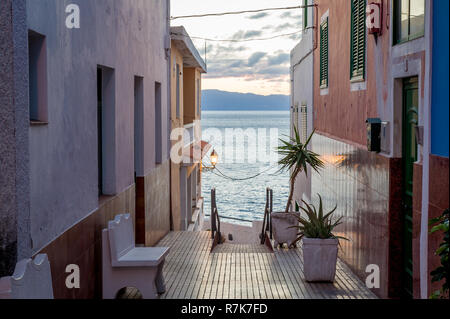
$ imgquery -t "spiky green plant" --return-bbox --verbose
[290,194,348,243]
[278,128,324,213]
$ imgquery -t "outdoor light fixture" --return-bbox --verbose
[210,150,218,167]
[202,149,219,172]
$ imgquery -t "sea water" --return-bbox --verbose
[201,111,290,225]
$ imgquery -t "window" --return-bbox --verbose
[350,0,366,81]
[97,66,116,196]
[134,76,144,177]
[176,64,181,119]
[97,69,103,195]
[28,30,48,123]
[196,78,200,116]
[303,0,308,30]
[394,0,425,44]
[300,105,308,144]
[293,103,299,133]
[320,18,329,88]
[155,82,162,164]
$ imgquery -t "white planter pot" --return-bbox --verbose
[302,238,338,282]
[271,212,300,248]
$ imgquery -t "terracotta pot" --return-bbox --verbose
[271,212,300,248]
[302,238,339,282]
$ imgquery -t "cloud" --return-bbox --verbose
[229,60,245,68]
[273,22,297,32]
[257,66,290,76]
[213,44,248,54]
[280,11,302,21]
[247,12,269,19]
[288,33,302,41]
[248,52,267,66]
[267,53,290,66]
[204,53,289,80]
[232,30,263,40]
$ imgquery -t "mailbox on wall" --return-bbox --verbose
[366,118,381,153]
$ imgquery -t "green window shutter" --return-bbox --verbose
[320,18,329,88]
[350,0,366,81]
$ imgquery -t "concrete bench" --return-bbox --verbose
[102,214,170,299]
[0,254,54,299]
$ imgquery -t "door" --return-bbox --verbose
[97,68,103,196]
[402,76,419,298]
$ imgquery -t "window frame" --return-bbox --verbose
[350,0,367,82]
[319,18,329,89]
[393,0,425,45]
[28,30,48,124]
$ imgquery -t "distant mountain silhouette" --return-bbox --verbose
[202,89,290,111]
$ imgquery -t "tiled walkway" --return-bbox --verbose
[157,231,378,299]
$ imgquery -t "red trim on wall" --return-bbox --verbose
[388,157,403,298]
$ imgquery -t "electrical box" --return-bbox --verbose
[366,118,381,153]
[380,121,390,153]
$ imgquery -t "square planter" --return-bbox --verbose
[302,238,338,282]
[271,212,300,248]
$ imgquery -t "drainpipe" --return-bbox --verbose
[166,0,172,160]
[420,0,433,299]
[166,0,174,230]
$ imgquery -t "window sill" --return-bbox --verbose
[350,80,367,92]
[30,120,48,126]
[393,34,425,46]
[350,76,365,83]
[320,87,329,96]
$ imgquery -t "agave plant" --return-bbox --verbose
[290,194,348,243]
[278,128,324,213]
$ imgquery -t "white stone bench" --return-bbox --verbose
[0,254,54,299]
[102,214,170,299]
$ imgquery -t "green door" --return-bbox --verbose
[402,77,419,298]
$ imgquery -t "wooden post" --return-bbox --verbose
[269,189,273,239]
[211,188,216,239]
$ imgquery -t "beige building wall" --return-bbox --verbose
[183,68,202,124]
[169,42,205,231]
[170,45,184,230]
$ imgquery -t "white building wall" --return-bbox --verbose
[290,2,315,204]
[26,0,170,253]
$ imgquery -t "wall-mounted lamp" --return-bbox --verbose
[203,149,219,172]
[210,150,218,167]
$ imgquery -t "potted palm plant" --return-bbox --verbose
[292,195,348,282]
[272,128,324,248]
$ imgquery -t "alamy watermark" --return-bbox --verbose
[65,264,80,289]
[170,120,281,166]
[365,264,381,289]
[65,4,80,29]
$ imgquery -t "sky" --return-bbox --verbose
[171,0,304,96]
